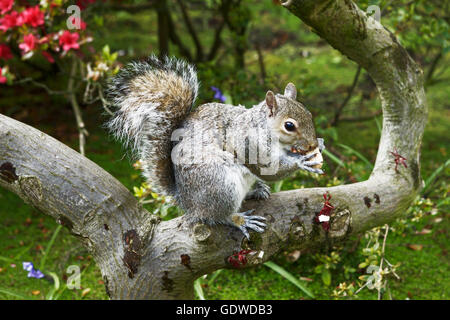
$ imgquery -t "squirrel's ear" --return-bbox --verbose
[284,82,297,100]
[265,90,277,117]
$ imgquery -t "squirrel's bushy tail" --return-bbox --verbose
[106,55,198,197]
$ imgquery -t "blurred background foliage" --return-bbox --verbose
[0,0,448,300]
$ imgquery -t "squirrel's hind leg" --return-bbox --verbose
[245,181,271,200]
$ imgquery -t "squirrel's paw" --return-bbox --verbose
[231,209,267,240]
[295,153,324,175]
[245,182,271,201]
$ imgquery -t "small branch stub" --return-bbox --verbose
[193,223,212,243]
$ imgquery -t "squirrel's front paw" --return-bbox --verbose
[231,210,267,240]
[294,153,324,174]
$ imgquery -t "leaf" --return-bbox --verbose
[0,288,28,299]
[322,149,346,168]
[286,250,301,262]
[337,143,374,169]
[39,225,62,271]
[264,261,315,298]
[321,268,331,286]
[207,269,223,284]
[194,278,205,300]
[81,288,91,298]
[415,228,432,235]
[407,244,423,251]
[45,272,60,300]
[273,180,284,193]
[422,159,450,195]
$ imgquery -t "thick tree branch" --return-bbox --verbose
[0,0,427,299]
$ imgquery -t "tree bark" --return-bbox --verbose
[0,0,427,299]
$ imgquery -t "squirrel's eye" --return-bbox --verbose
[284,121,296,132]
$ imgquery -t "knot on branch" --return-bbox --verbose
[18,176,43,205]
[193,223,212,243]
[329,209,352,238]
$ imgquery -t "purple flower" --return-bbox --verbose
[211,86,226,103]
[22,262,45,279]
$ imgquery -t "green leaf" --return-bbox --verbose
[208,269,223,284]
[0,288,28,299]
[194,278,205,300]
[45,272,60,300]
[39,225,62,271]
[338,143,374,169]
[322,149,346,168]
[264,261,315,298]
[422,159,450,195]
[321,268,331,286]
[273,180,284,193]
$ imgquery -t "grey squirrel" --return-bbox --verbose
[107,55,325,239]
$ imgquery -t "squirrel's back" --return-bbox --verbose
[106,55,199,197]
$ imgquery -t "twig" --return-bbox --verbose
[67,56,89,156]
[339,110,382,122]
[106,2,158,13]
[15,78,69,95]
[176,0,204,61]
[157,0,170,57]
[332,65,361,126]
[167,9,193,61]
[378,224,389,300]
[255,42,267,84]
[425,51,443,86]
[207,19,226,61]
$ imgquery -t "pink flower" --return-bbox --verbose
[0,67,6,83]
[22,6,44,27]
[19,34,37,53]
[0,44,13,60]
[41,51,54,63]
[0,0,13,15]
[0,10,20,31]
[76,0,96,11]
[59,30,79,52]
[69,17,86,30]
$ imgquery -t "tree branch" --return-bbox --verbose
[0,0,427,299]
[167,8,193,62]
[175,0,204,61]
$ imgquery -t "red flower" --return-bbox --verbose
[69,17,86,30]
[0,44,13,60]
[0,67,6,83]
[19,34,37,53]
[22,6,44,27]
[41,51,54,63]
[0,11,20,31]
[59,30,79,52]
[0,0,13,15]
[76,0,96,10]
